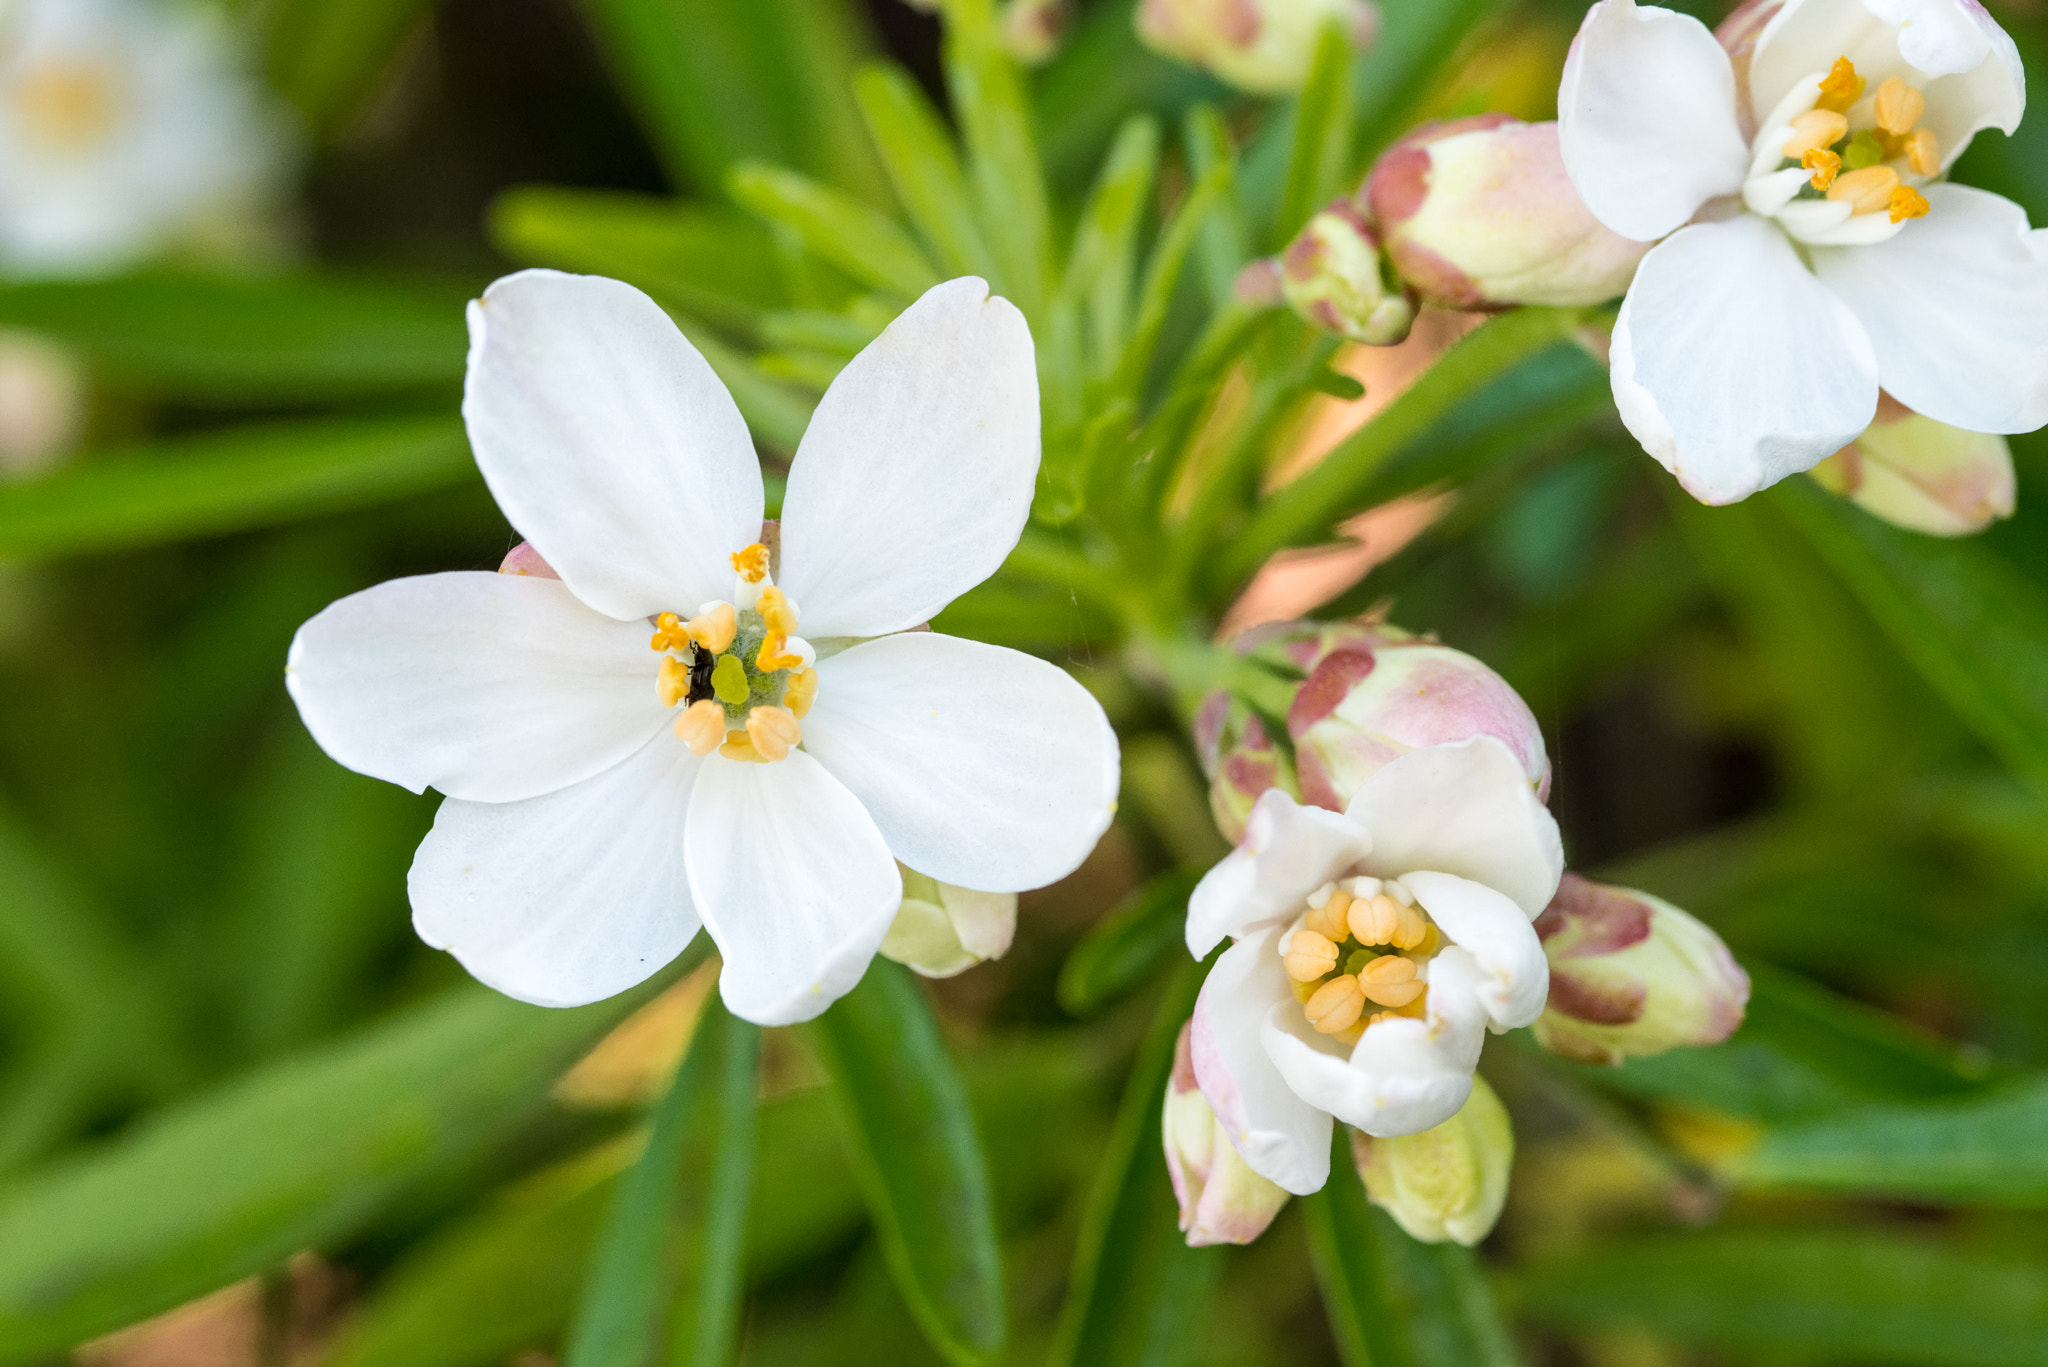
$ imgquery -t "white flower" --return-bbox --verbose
[1558,0,2046,504]
[0,0,288,276]
[286,271,1120,1026]
[1183,737,1561,1194]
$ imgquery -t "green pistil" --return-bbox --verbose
[710,653,749,706]
[708,603,796,722]
[1842,130,1885,170]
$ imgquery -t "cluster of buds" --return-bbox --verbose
[1136,0,1380,95]
[1809,395,2016,537]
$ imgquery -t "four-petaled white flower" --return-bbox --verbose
[287,270,1120,1026]
[0,0,287,276]
[1183,737,1562,1195]
[1559,0,2047,504]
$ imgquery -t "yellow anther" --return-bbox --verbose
[674,700,726,755]
[1359,954,1425,1007]
[1802,147,1842,191]
[1905,127,1940,177]
[1889,184,1931,223]
[1828,164,1900,215]
[1304,887,1353,941]
[745,705,801,763]
[656,655,691,709]
[719,728,767,763]
[1305,975,1366,1035]
[1782,109,1848,158]
[1347,893,1399,946]
[1873,76,1925,135]
[686,603,736,654]
[1283,930,1341,982]
[757,586,799,637]
[756,634,804,673]
[729,543,770,583]
[1390,902,1431,952]
[1815,56,1865,114]
[783,666,819,719]
[650,612,692,653]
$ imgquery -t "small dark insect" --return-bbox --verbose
[686,647,717,705]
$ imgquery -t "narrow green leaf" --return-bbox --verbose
[1183,105,1250,310]
[0,273,467,402]
[262,0,435,135]
[729,163,939,300]
[808,960,1006,1366]
[1048,959,1220,1367]
[1348,0,1507,165]
[941,0,1051,318]
[1063,116,1160,378]
[665,1009,761,1367]
[853,64,995,280]
[0,415,474,563]
[1275,23,1356,248]
[685,327,818,453]
[1057,869,1204,1017]
[1114,157,1232,407]
[1515,1227,2048,1366]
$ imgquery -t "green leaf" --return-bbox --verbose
[1348,0,1508,165]
[854,64,995,281]
[0,415,475,563]
[1063,116,1160,379]
[1047,958,1219,1367]
[261,0,436,135]
[940,0,1051,318]
[0,972,686,1366]
[686,326,818,453]
[1057,869,1204,1017]
[729,163,939,300]
[1114,155,1233,407]
[1307,1137,1521,1367]
[1275,23,1356,249]
[1775,480,2048,798]
[1514,1227,2048,1366]
[808,960,1006,1366]
[664,1006,760,1367]
[0,273,468,402]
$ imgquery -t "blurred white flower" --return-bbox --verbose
[1183,737,1562,1194]
[0,0,290,276]
[288,271,1119,1026]
[1559,0,2046,504]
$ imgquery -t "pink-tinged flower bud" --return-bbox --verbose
[1136,0,1379,95]
[1193,688,1296,844]
[1285,624,1550,814]
[1364,117,1649,311]
[1351,1074,1512,1245]
[1279,198,1416,346]
[1001,0,1069,64]
[1531,874,1749,1066]
[879,866,1016,979]
[1809,396,2015,537]
[497,540,561,579]
[1164,1021,1291,1245]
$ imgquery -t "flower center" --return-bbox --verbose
[1775,57,1932,224]
[13,59,121,156]
[650,542,818,764]
[1278,876,1444,1046]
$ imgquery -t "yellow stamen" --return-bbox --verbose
[756,586,798,637]
[1347,892,1397,946]
[1283,930,1341,982]
[729,543,770,583]
[650,612,692,653]
[656,656,691,709]
[1827,164,1900,215]
[719,728,767,763]
[1389,902,1431,951]
[1905,127,1940,177]
[686,603,736,654]
[745,705,801,763]
[1802,147,1842,191]
[755,635,804,673]
[1889,184,1931,223]
[1305,975,1366,1035]
[1815,56,1865,114]
[783,666,819,719]
[1872,76,1925,136]
[674,700,726,755]
[16,63,118,153]
[1303,887,1353,941]
[1359,954,1425,1008]
[1782,109,1848,158]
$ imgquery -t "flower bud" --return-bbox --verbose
[1193,689,1296,844]
[1531,874,1749,1066]
[1164,1021,1291,1245]
[1351,1074,1512,1245]
[1364,117,1649,310]
[1809,397,2015,537]
[1278,199,1416,345]
[1000,0,1069,64]
[878,866,1016,979]
[1284,622,1550,814]
[0,329,82,481]
[1136,0,1379,95]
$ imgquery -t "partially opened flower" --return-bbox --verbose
[287,271,1119,1026]
[1558,0,2047,504]
[1184,737,1562,1194]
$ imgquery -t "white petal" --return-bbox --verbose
[1189,929,1333,1195]
[1558,0,1750,242]
[801,632,1118,892]
[775,277,1039,638]
[409,733,703,1008]
[1186,789,1372,958]
[1611,216,1877,504]
[1811,185,2048,434]
[685,750,902,1026]
[463,270,765,621]
[286,572,670,803]
[1403,871,1550,1030]
[1343,738,1563,917]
